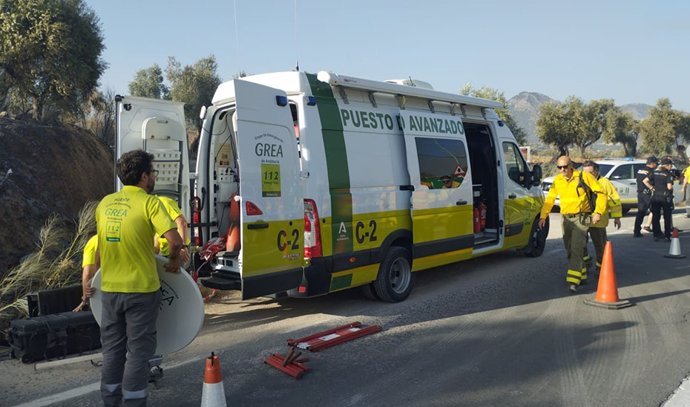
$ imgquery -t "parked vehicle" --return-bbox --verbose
[115,70,545,302]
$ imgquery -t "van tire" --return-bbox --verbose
[523,217,548,258]
[373,246,414,302]
[361,283,380,301]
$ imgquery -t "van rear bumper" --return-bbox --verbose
[290,257,332,297]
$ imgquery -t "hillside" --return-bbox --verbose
[0,119,113,276]
[507,92,654,145]
[507,92,557,145]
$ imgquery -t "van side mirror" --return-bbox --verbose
[531,164,543,186]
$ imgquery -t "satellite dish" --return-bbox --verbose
[90,255,204,355]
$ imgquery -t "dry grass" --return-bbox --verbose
[0,201,98,338]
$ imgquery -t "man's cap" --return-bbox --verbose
[646,156,658,164]
[661,157,673,165]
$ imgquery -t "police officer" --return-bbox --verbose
[633,156,658,237]
[539,156,606,293]
[644,157,675,241]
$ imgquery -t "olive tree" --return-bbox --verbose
[0,0,106,121]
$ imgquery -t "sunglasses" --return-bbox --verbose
[556,165,570,170]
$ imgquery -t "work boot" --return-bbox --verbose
[633,232,643,238]
[568,284,578,293]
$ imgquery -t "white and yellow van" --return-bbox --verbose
[115,70,546,302]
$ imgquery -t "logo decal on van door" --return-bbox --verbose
[261,163,281,197]
[338,222,349,242]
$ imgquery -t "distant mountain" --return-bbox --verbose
[507,92,654,145]
[507,92,557,145]
[620,103,652,120]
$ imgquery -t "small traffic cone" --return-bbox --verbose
[664,228,686,259]
[201,352,227,407]
[584,241,633,309]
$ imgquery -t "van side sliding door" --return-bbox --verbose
[400,111,474,269]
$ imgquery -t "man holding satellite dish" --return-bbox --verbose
[96,150,183,407]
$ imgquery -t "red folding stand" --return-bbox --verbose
[264,352,309,380]
[287,321,382,352]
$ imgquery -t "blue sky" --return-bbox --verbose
[85,0,690,111]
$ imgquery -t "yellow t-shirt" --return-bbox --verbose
[591,176,622,228]
[156,195,189,256]
[96,186,176,293]
[683,166,690,181]
[81,235,98,267]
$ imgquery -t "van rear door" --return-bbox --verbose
[232,80,304,299]
[115,96,190,220]
[400,111,474,268]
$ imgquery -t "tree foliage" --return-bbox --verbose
[166,56,222,129]
[639,98,690,156]
[602,107,638,157]
[537,97,616,158]
[460,84,528,145]
[536,101,572,157]
[129,64,169,99]
[0,0,106,121]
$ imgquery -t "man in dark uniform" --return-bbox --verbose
[644,157,675,241]
[633,156,658,237]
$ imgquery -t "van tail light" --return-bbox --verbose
[304,199,322,259]
[245,201,263,216]
[192,196,202,246]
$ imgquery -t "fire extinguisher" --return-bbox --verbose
[473,206,481,233]
[479,202,487,231]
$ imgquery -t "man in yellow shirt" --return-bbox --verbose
[73,234,98,312]
[154,195,191,264]
[582,160,622,270]
[96,150,182,407]
[681,158,690,217]
[539,156,606,293]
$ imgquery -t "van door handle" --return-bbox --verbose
[508,193,517,199]
[400,185,415,191]
[247,222,269,230]
[456,200,468,206]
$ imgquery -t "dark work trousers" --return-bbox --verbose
[651,200,673,238]
[562,214,589,285]
[634,194,652,234]
[101,291,161,407]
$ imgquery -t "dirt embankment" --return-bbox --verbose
[0,118,113,276]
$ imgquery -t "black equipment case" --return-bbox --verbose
[7,311,101,363]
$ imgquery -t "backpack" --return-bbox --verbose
[577,171,597,213]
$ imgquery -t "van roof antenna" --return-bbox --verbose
[408,76,416,87]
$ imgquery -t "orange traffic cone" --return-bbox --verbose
[664,228,686,259]
[584,241,633,309]
[201,353,227,407]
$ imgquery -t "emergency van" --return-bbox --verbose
[114,70,546,302]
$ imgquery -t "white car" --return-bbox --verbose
[541,159,683,214]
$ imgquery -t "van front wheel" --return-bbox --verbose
[374,247,414,302]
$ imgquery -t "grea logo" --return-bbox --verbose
[254,133,284,158]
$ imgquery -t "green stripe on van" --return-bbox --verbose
[306,73,353,255]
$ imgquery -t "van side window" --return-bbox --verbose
[415,138,468,189]
[289,102,299,140]
[502,142,527,185]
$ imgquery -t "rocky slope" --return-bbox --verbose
[0,119,113,276]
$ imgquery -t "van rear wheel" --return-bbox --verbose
[373,247,413,302]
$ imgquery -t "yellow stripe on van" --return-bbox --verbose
[330,264,379,292]
[412,205,473,243]
[412,247,473,271]
[242,218,305,276]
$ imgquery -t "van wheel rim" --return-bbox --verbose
[389,258,411,294]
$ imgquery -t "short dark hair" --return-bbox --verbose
[646,156,658,164]
[582,160,599,171]
[117,150,154,186]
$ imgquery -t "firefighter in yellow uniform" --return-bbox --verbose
[539,156,607,293]
[581,160,622,270]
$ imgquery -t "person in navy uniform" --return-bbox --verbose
[644,157,675,241]
[633,156,658,237]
